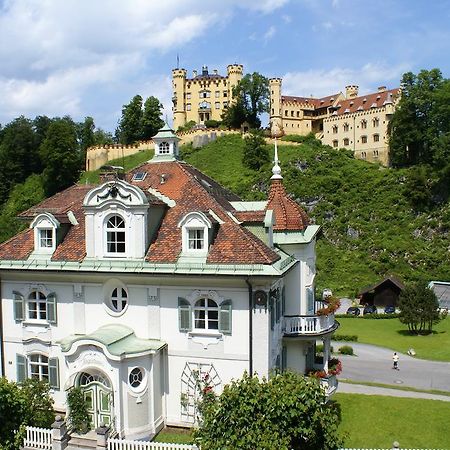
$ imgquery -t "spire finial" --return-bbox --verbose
[271,137,283,180]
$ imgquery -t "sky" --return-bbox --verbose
[1,0,450,132]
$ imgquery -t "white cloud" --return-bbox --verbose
[264,26,276,42]
[282,62,410,98]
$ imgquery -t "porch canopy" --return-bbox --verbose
[59,324,166,360]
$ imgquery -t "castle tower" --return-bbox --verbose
[269,78,283,137]
[172,68,187,130]
[345,85,359,99]
[227,64,244,103]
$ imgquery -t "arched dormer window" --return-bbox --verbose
[105,215,126,255]
[178,212,212,256]
[30,213,60,254]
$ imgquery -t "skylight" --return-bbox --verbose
[132,172,147,181]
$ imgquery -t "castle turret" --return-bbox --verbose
[172,68,187,130]
[227,64,244,103]
[269,78,283,137]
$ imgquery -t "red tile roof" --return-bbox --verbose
[0,160,300,266]
[266,180,309,231]
[330,88,399,116]
[281,93,341,109]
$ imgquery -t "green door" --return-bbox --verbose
[79,372,113,429]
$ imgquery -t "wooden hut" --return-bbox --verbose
[358,276,405,308]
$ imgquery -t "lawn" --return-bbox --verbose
[335,393,450,449]
[153,426,193,444]
[337,316,450,361]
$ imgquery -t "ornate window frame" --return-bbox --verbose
[104,213,126,257]
[178,212,212,256]
[30,213,60,254]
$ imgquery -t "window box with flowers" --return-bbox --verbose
[309,358,342,379]
[316,296,340,316]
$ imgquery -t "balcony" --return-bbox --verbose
[283,314,338,337]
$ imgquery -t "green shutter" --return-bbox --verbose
[47,292,57,324]
[307,288,314,312]
[49,357,60,390]
[16,354,27,382]
[219,300,232,335]
[270,295,275,330]
[13,291,25,321]
[282,346,287,371]
[276,289,281,322]
[178,297,192,332]
[281,286,286,316]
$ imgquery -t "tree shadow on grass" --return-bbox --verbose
[395,329,440,336]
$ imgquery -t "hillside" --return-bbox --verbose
[183,134,450,296]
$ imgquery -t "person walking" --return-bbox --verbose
[392,352,399,370]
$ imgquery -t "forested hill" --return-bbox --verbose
[182,134,450,296]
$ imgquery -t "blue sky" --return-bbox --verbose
[1,0,449,132]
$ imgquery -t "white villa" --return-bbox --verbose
[0,124,338,440]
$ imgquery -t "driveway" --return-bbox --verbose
[333,342,450,392]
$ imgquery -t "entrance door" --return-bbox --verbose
[78,372,113,429]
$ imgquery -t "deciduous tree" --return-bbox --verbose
[115,95,144,144]
[398,283,441,334]
[194,371,343,450]
[242,130,270,171]
[142,96,164,140]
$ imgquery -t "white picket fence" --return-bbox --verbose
[108,438,198,450]
[23,426,53,450]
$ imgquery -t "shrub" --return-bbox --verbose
[67,387,91,433]
[316,344,334,354]
[204,119,221,128]
[333,334,358,342]
[339,345,354,355]
[362,313,400,319]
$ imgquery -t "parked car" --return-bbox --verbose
[384,305,396,314]
[346,306,361,316]
[363,304,377,315]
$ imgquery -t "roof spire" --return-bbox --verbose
[271,138,283,180]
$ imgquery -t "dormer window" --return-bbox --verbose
[106,215,126,254]
[178,212,212,256]
[30,213,60,254]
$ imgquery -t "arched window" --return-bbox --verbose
[29,354,49,381]
[106,215,125,254]
[159,142,170,154]
[111,287,128,313]
[332,125,338,134]
[343,123,349,132]
[343,138,350,146]
[373,117,379,127]
[373,134,380,142]
[361,119,367,129]
[194,298,219,330]
[28,291,47,320]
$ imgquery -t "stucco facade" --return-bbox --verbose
[172,64,243,130]
[0,126,338,440]
[269,78,400,165]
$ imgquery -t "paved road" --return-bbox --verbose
[333,342,450,392]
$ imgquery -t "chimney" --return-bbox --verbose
[378,86,387,92]
[193,70,197,77]
[345,85,359,99]
[202,65,208,76]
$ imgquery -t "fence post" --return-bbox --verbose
[52,416,68,450]
[95,424,110,450]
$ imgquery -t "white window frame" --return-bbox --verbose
[30,213,59,254]
[29,353,49,381]
[27,291,47,321]
[104,214,126,256]
[178,212,212,256]
[159,141,170,154]
[110,287,128,313]
[194,297,219,331]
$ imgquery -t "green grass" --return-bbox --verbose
[153,427,193,444]
[79,149,154,184]
[335,393,450,449]
[337,316,450,361]
[340,379,450,397]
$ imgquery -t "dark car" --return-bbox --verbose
[384,305,396,314]
[346,306,361,316]
[363,304,377,315]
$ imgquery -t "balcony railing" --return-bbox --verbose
[320,374,338,397]
[283,313,336,336]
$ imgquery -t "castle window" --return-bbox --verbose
[332,140,338,148]
[186,93,191,100]
[297,111,300,117]
[332,125,338,134]
[361,151,367,159]
[373,150,379,158]
[343,138,349,146]
[343,123,349,132]
[215,91,220,98]
[105,215,126,254]
[361,119,367,129]
[373,134,380,142]
[291,111,294,117]
[215,102,220,109]
[373,117,379,127]
[223,91,227,97]
[223,101,228,108]
[361,135,368,144]
[186,103,191,111]
[284,110,288,117]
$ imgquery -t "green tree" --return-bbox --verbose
[33,115,53,149]
[40,118,81,196]
[398,283,441,334]
[242,130,270,171]
[389,69,445,167]
[142,96,164,140]
[77,116,96,153]
[0,117,41,203]
[223,72,269,129]
[194,371,343,450]
[115,95,144,144]
[0,378,54,450]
